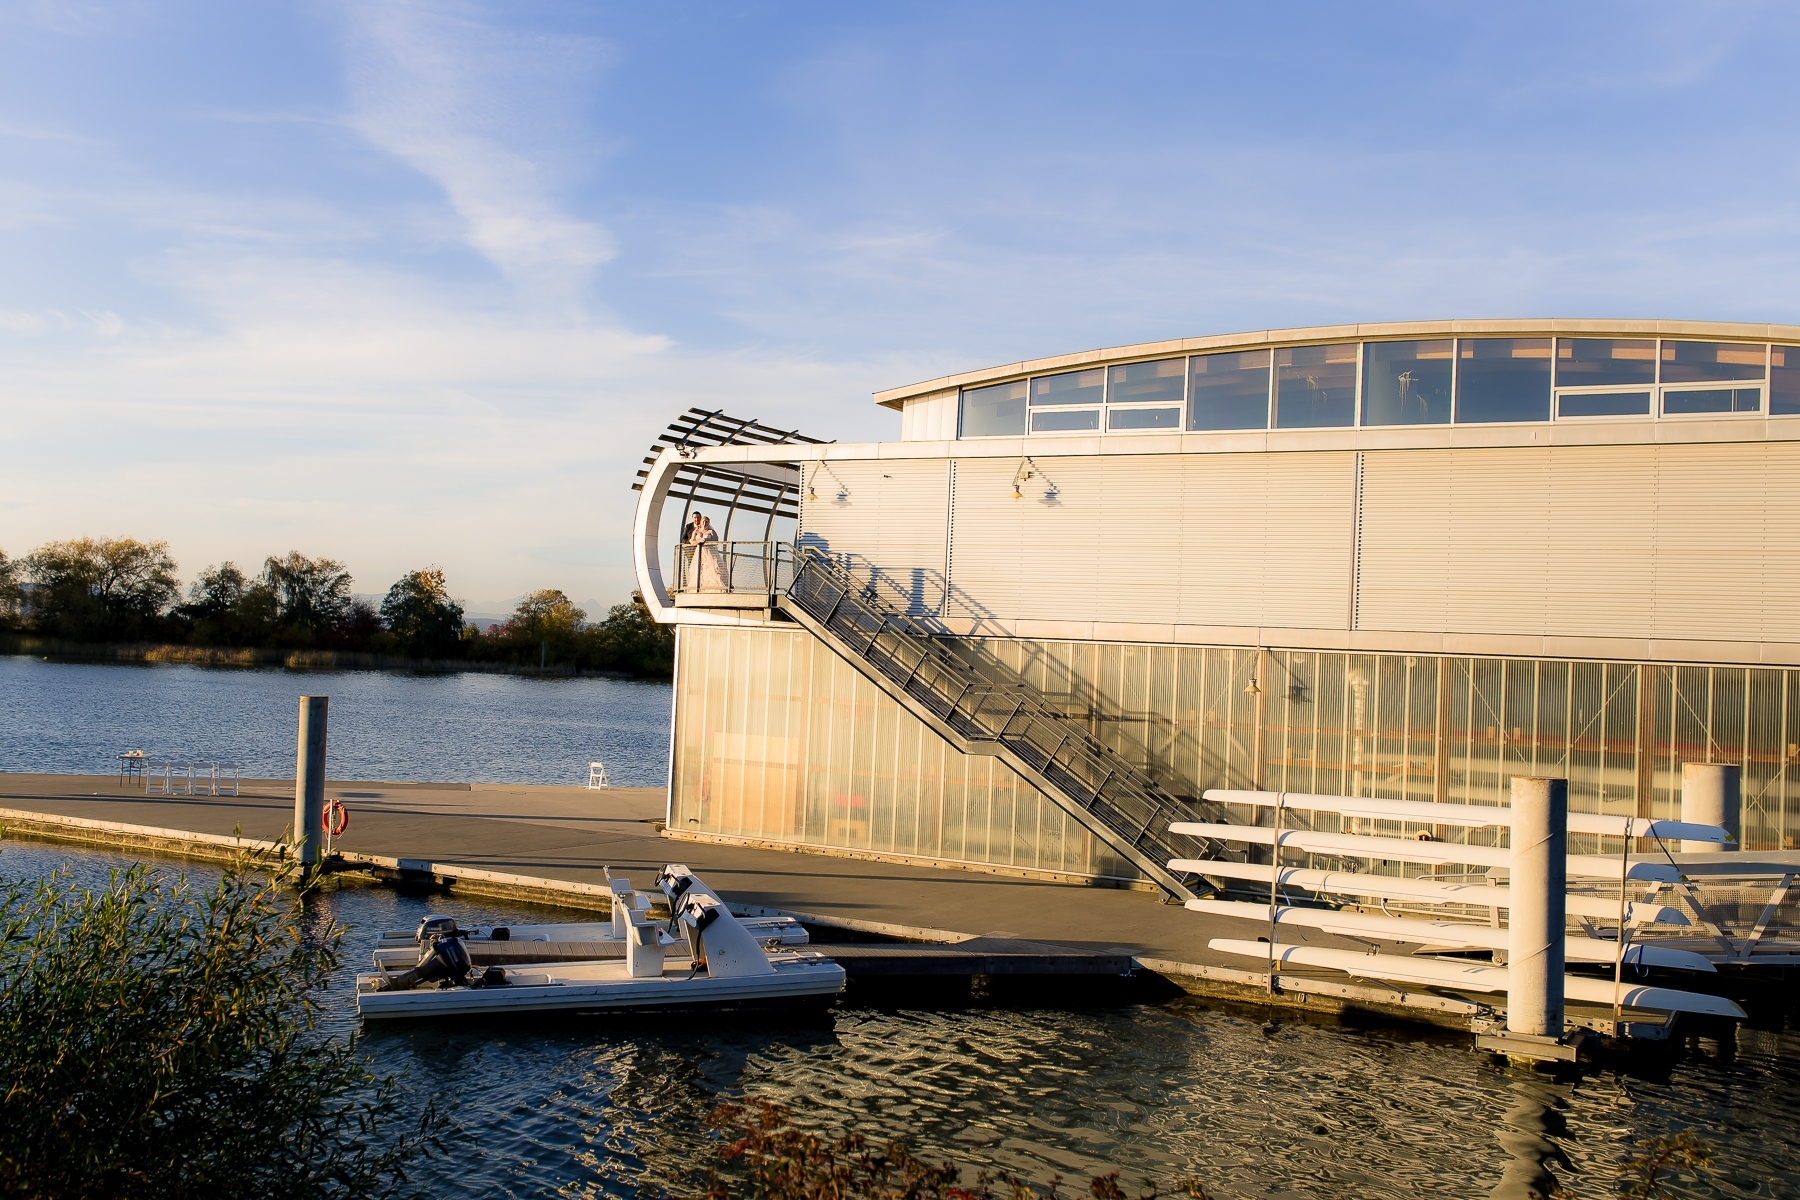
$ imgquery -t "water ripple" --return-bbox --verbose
[0,656,671,786]
[4,841,1797,1199]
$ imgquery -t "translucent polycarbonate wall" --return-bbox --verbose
[673,622,1800,875]
[978,638,1800,852]
[669,624,1136,880]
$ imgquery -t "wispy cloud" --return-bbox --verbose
[340,1,616,303]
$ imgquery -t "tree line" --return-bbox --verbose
[0,536,672,678]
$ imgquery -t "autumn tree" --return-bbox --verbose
[502,589,586,663]
[590,592,674,676]
[0,548,20,628]
[380,568,465,659]
[261,552,353,639]
[23,536,180,641]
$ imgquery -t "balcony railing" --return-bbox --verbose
[673,540,796,598]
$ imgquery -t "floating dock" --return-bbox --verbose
[0,772,1778,1046]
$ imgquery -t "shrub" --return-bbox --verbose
[0,853,441,1198]
[698,1101,1211,1200]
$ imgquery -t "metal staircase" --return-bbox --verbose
[779,546,1217,899]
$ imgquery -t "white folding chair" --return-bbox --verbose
[586,761,611,789]
[211,762,240,797]
[145,760,173,795]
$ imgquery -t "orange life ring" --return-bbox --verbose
[323,799,349,837]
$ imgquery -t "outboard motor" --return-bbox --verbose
[414,915,463,945]
[380,930,479,991]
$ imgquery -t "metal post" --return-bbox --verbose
[1268,792,1285,994]
[1507,776,1566,1038]
[294,695,328,868]
[1681,762,1740,852]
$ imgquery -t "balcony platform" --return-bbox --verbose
[673,592,776,610]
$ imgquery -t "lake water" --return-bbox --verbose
[3,838,1796,1199]
[0,655,671,787]
[4,659,1799,1197]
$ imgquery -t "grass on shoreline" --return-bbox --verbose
[0,635,657,679]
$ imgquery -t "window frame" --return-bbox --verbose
[1103,356,1187,435]
[953,335,1786,438]
[1770,344,1800,418]
[1271,341,1361,431]
[1186,347,1273,432]
[1359,338,1458,429]
[1028,406,1103,435]
[1656,342,1769,419]
[957,379,1029,439]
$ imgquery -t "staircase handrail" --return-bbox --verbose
[783,544,1222,897]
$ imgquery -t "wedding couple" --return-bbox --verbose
[681,512,727,592]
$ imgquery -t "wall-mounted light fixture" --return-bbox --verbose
[1010,458,1034,500]
[806,463,848,504]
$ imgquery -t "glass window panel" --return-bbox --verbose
[1188,349,1269,430]
[1031,368,1105,406]
[1273,343,1357,428]
[1662,387,1762,415]
[1108,406,1182,430]
[1555,337,1656,388]
[1362,339,1453,426]
[960,380,1026,437]
[1660,340,1766,383]
[1031,407,1100,432]
[1456,337,1551,423]
[1558,391,1650,417]
[1772,345,1800,416]
[1108,357,1185,404]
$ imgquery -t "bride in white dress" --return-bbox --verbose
[689,513,727,592]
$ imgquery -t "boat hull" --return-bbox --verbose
[356,955,846,1021]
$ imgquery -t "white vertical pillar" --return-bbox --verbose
[1681,762,1740,853]
[295,696,328,868]
[1507,776,1566,1038]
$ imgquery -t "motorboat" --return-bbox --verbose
[369,863,806,971]
[355,866,844,1020]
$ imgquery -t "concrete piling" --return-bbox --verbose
[294,695,329,867]
[1681,762,1740,853]
[1506,776,1567,1039]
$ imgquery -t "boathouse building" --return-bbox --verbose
[632,320,1800,894]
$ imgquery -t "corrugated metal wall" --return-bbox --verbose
[797,458,950,615]
[1357,441,1800,642]
[783,439,1800,643]
[945,452,1356,628]
[899,389,959,441]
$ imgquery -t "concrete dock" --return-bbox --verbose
[0,771,1590,1032]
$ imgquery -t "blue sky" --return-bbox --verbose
[2,1,1797,612]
